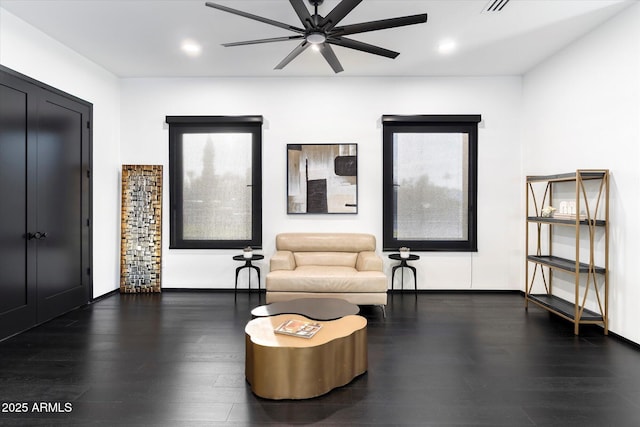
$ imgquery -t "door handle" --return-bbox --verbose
[27,232,48,240]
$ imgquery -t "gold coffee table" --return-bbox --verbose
[245,313,367,399]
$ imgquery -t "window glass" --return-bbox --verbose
[393,132,468,241]
[181,133,252,240]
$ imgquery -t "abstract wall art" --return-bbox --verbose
[120,165,163,293]
[287,144,357,214]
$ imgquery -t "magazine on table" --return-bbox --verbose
[274,319,322,339]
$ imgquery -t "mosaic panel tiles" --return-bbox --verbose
[120,165,162,293]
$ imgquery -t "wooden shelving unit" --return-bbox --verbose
[525,170,609,335]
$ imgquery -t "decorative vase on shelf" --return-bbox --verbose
[243,246,253,259]
[399,247,410,259]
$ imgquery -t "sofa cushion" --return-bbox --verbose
[293,252,358,268]
[276,233,376,253]
[266,266,388,293]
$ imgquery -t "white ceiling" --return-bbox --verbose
[1,0,636,77]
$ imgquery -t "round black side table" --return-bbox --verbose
[388,253,420,292]
[233,254,264,295]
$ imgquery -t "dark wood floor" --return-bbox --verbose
[1,291,640,426]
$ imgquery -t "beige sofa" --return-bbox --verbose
[265,233,388,310]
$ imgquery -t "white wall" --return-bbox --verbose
[0,9,122,298]
[120,76,523,292]
[522,4,640,341]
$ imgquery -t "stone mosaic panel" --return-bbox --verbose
[120,165,162,293]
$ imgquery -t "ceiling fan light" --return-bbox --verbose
[306,32,326,44]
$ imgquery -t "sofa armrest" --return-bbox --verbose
[356,251,383,272]
[270,251,296,271]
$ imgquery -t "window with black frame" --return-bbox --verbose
[166,116,262,249]
[382,115,481,252]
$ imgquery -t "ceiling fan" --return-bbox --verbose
[205,0,428,73]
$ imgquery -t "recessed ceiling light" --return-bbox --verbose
[438,39,457,55]
[181,40,202,57]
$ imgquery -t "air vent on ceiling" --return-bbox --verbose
[483,0,511,13]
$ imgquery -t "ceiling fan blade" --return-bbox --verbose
[320,0,363,30]
[274,41,311,70]
[289,0,313,29]
[223,35,304,47]
[333,13,428,36]
[205,2,304,34]
[318,43,344,74]
[328,37,399,59]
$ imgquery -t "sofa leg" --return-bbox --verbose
[379,305,386,318]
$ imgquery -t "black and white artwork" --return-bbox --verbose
[287,144,357,214]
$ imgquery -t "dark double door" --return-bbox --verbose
[0,67,92,340]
